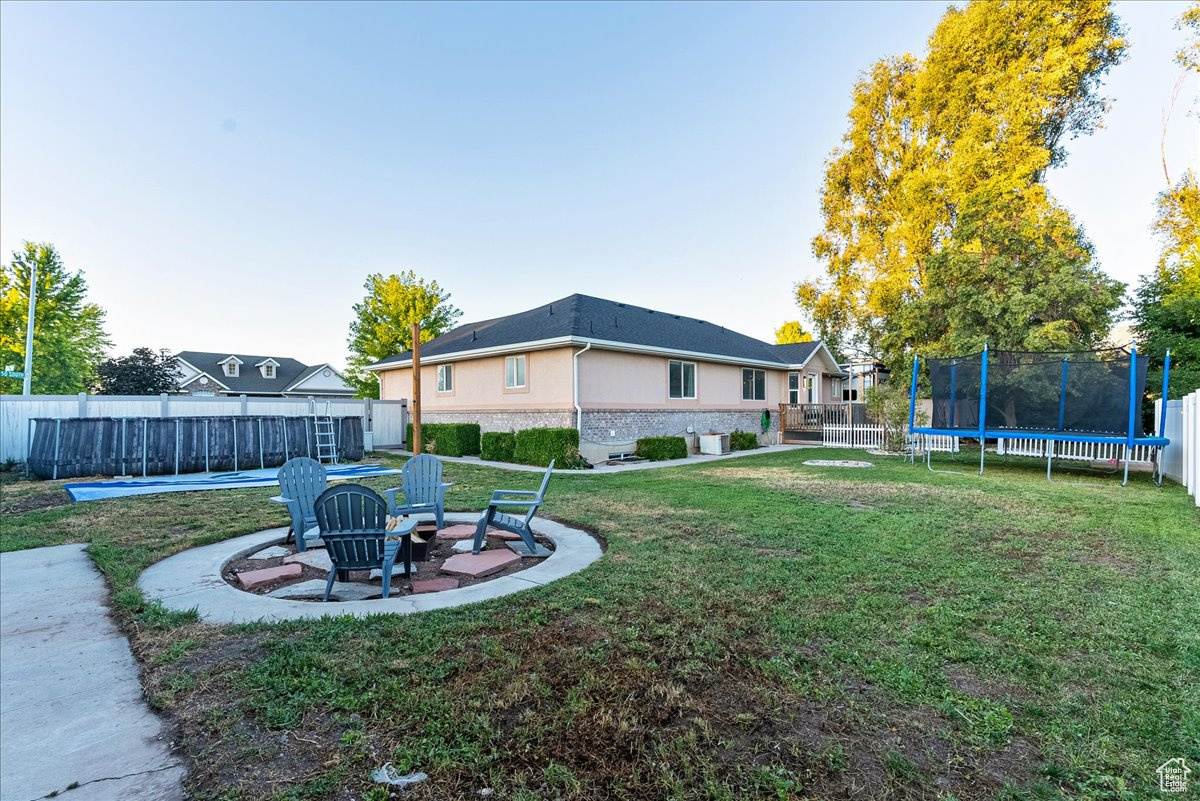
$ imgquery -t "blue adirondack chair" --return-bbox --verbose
[313,483,416,601]
[384,453,453,529]
[472,460,555,557]
[271,457,327,552]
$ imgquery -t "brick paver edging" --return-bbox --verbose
[138,513,602,624]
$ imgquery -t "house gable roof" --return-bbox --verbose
[175,351,347,395]
[284,364,354,395]
[369,294,840,370]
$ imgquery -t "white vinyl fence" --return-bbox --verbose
[1162,390,1200,506]
[995,438,1158,464]
[822,424,959,453]
[823,423,888,449]
[0,393,407,464]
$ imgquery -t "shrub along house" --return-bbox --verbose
[368,295,845,464]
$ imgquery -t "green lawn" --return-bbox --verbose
[2,449,1197,800]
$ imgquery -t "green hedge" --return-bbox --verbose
[481,431,516,462]
[406,423,481,457]
[730,430,759,451]
[513,427,580,467]
[635,436,688,461]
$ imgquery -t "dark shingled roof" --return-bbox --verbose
[370,294,829,368]
[176,351,352,394]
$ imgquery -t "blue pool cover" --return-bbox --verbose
[64,464,402,502]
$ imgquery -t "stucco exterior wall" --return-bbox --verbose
[578,350,786,409]
[378,347,576,410]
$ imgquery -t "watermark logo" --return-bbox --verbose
[1158,758,1191,793]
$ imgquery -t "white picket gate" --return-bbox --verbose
[823,424,959,453]
[822,423,887,449]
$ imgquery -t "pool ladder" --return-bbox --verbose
[310,399,338,464]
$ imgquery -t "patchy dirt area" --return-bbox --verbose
[0,475,74,514]
[222,528,556,600]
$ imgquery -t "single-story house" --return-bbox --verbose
[367,294,845,463]
[174,351,354,398]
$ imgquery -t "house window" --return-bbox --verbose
[264,365,275,379]
[437,364,453,392]
[224,363,239,378]
[805,374,817,403]
[505,355,526,389]
[668,360,696,399]
[788,372,800,405]
[832,377,843,399]
[742,369,766,401]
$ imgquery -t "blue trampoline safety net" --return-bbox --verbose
[926,348,1147,437]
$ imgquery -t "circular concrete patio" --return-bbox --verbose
[138,513,603,623]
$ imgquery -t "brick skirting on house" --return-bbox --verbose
[417,409,577,433]
[416,407,779,464]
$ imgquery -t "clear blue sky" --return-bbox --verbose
[2,1,1195,367]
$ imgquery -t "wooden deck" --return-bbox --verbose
[780,402,872,444]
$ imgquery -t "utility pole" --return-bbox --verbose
[22,254,37,396]
[411,322,422,454]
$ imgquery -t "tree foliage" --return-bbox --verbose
[1132,174,1200,399]
[345,271,462,398]
[0,242,110,394]
[799,0,1127,370]
[1177,2,1200,73]
[95,347,180,395]
[774,320,813,344]
[1131,3,1200,405]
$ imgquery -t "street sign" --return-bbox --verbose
[0,370,26,378]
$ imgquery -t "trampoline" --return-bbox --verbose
[907,345,1171,485]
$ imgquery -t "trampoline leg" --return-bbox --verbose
[1046,441,1054,483]
[1121,445,1130,487]
[978,441,985,476]
[1155,447,1165,487]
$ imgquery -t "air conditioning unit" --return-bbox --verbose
[698,433,730,455]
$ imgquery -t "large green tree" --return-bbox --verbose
[95,347,180,395]
[345,271,462,398]
[0,242,110,394]
[1131,2,1200,405]
[1131,165,1200,399]
[799,0,1127,370]
[773,320,813,345]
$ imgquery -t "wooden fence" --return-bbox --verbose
[0,393,407,464]
[26,415,365,479]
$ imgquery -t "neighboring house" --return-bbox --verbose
[173,351,354,398]
[367,294,845,463]
[840,359,891,401]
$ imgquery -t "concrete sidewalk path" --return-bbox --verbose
[1,544,184,801]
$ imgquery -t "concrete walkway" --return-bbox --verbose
[1,544,184,801]
[380,443,807,474]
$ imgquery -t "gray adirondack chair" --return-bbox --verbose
[313,483,416,601]
[472,460,554,557]
[384,454,453,529]
[271,457,327,552]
